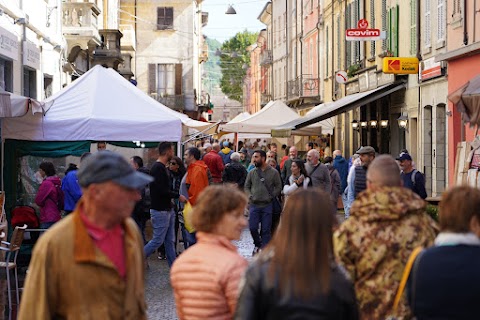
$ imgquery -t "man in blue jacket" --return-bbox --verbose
[62,152,91,214]
[333,150,349,194]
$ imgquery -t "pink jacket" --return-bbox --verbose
[34,176,62,223]
[171,232,248,320]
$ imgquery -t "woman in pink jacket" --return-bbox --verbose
[171,185,248,320]
[34,161,63,229]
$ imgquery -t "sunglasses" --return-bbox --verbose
[169,162,178,166]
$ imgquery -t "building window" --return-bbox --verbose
[23,68,37,99]
[0,57,13,92]
[148,63,182,96]
[157,7,174,30]
[44,76,53,99]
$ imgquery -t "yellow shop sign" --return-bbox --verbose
[382,57,419,74]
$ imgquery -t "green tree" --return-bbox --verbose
[219,30,258,102]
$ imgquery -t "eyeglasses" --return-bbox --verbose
[169,162,178,166]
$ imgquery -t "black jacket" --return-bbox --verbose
[234,255,359,320]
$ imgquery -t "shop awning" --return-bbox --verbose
[271,81,406,137]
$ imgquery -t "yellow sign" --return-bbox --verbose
[382,57,419,74]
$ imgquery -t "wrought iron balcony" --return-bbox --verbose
[287,76,320,99]
[151,94,185,111]
[260,50,272,66]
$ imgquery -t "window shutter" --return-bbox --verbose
[353,0,359,63]
[370,0,376,58]
[381,0,387,51]
[437,0,445,42]
[166,8,173,28]
[336,15,341,70]
[424,0,431,48]
[148,64,156,94]
[175,64,182,95]
[326,26,329,76]
[410,0,417,55]
[346,4,351,67]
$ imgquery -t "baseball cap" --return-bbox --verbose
[77,151,153,189]
[396,153,412,161]
[356,146,375,155]
[223,141,229,147]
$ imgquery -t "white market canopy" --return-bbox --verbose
[219,100,332,136]
[0,90,42,118]
[2,65,188,142]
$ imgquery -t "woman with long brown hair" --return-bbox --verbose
[235,188,358,320]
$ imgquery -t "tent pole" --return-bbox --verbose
[234,133,238,151]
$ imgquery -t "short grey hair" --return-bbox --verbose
[230,152,241,162]
[308,149,320,159]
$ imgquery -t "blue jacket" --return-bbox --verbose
[333,155,349,193]
[61,170,82,211]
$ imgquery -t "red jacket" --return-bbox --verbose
[202,151,224,183]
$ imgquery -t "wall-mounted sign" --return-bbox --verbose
[382,57,419,74]
[419,57,445,81]
[335,71,348,84]
[0,27,19,61]
[23,41,40,70]
[346,19,386,41]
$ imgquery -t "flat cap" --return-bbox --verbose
[356,146,376,155]
[77,151,153,189]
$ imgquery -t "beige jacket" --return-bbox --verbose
[171,232,248,320]
[18,199,146,320]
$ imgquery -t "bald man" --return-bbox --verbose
[334,155,438,320]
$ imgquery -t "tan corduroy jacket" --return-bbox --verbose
[18,199,146,320]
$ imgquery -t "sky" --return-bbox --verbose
[202,0,268,43]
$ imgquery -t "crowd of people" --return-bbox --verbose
[18,139,478,320]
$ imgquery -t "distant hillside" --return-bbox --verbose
[203,38,222,95]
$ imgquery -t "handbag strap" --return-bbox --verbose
[256,167,273,198]
[392,246,424,312]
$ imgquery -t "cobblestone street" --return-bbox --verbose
[144,228,254,320]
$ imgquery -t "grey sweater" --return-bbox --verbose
[244,166,282,206]
[305,162,332,194]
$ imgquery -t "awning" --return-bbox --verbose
[271,81,406,137]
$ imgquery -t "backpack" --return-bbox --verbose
[11,206,39,228]
[142,183,151,212]
[55,184,64,211]
[410,169,424,187]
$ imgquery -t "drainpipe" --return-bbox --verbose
[300,0,303,99]
[463,0,468,45]
[285,0,288,101]
[331,0,335,101]
[317,0,321,95]
[134,0,137,76]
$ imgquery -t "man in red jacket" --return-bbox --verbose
[202,143,224,184]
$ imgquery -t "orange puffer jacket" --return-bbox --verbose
[171,232,248,320]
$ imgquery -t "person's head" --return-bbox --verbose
[239,150,247,161]
[266,151,276,160]
[396,153,413,171]
[212,143,220,152]
[80,152,92,163]
[77,151,153,226]
[333,150,342,157]
[356,146,376,167]
[366,155,401,190]
[438,186,480,234]
[129,156,143,170]
[252,150,267,167]
[238,141,244,149]
[39,161,56,178]
[306,142,314,151]
[97,141,107,151]
[222,141,230,148]
[266,189,333,298]
[291,159,307,177]
[192,185,248,240]
[169,156,186,175]
[306,149,320,166]
[184,147,200,166]
[270,143,277,153]
[203,143,212,153]
[289,146,298,159]
[245,142,252,149]
[323,156,333,164]
[230,152,240,163]
[158,142,174,161]
[266,158,277,168]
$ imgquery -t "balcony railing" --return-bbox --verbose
[62,1,101,42]
[261,93,272,106]
[151,94,185,111]
[260,50,272,66]
[287,76,320,99]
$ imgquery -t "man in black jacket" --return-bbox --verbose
[144,142,178,267]
[222,152,248,189]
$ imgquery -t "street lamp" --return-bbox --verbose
[397,115,408,129]
[351,120,359,131]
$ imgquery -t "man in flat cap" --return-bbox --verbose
[346,146,376,206]
[19,151,152,320]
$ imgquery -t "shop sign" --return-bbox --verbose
[23,41,40,70]
[382,57,419,74]
[0,27,19,61]
[346,19,386,41]
[419,57,444,81]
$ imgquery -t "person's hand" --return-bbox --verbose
[179,195,187,203]
[297,175,304,184]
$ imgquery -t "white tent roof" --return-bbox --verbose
[0,90,42,118]
[228,112,251,123]
[219,100,333,136]
[219,100,300,134]
[2,66,185,142]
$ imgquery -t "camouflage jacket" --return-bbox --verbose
[334,186,438,320]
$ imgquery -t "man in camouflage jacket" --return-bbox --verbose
[334,155,438,320]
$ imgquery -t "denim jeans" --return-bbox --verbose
[180,225,196,250]
[144,209,176,267]
[249,203,273,248]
